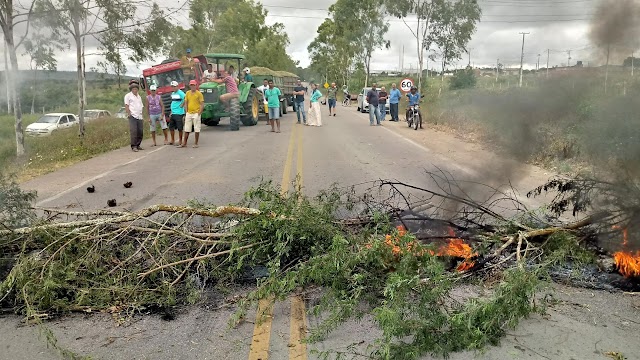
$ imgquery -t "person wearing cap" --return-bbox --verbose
[243,67,253,83]
[181,48,194,81]
[124,80,145,152]
[169,81,186,146]
[146,85,168,146]
[180,80,204,148]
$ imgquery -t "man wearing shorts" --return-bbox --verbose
[212,66,240,109]
[146,85,168,146]
[327,82,337,116]
[264,80,282,133]
[169,81,185,146]
[180,80,204,148]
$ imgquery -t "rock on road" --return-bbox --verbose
[4,106,638,360]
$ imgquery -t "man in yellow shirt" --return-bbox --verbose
[180,48,194,82]
[180,80,204,148]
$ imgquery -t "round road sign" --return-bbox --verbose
[400,78,414,93]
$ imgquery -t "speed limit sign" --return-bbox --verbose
[400,78,414,93]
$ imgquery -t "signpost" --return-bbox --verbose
[400,78,414,93]
[324,82,329,89]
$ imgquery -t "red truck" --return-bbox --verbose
[139,58,205,117]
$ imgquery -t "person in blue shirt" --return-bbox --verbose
[388,83,402,121]
[405,86,422,126]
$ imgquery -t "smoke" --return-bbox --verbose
[589,0,640,62]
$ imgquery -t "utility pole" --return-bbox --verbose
[567,50,572,67]
[546,49,550,78]
[632,52,635,77]
[496,58,499,82]
[467,48,473,67]
[537,54,541,71]
[519,32,529,88]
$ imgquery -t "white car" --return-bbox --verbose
[356,88,390,114]
[116,107,127,119]
[84,109,112,121]
[25,113,78,137]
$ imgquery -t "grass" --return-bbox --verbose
[0,83,142,181]
[0,116,149,181]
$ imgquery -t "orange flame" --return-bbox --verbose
[612,225,640,278]
[375,225,476,272]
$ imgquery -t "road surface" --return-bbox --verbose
[3,105,638,360]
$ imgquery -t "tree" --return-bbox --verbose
[308,19,354,85]
[0,0,35,156]
[23,29,65,113]
[449,66,476,90]
[36,0,169,136]
[163,0,296,70]
[385,0,436,91]
[329,0,390,87]
[429,0,481,93]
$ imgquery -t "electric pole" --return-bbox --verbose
[537,54,540,71]
[546,49,550,78]
[632,52,635,77]
[519,32,529,88]
[567,50,572,67]
[467,48,473,67]
[496,58,499,82]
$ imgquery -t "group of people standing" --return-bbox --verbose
[365,83,405,125]
[260,79,324,130]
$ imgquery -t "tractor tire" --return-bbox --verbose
[230,99,240,131]
[241,88,259,126]
[279,101,283,117]
[282,97,288,114]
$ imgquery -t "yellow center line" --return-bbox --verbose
[288,295,307,359]
[248,123,305,360]
[289,126,307,359]
[248,298,274,360]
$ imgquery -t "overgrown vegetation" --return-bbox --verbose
[430,70,640,174]
[2,171,623,359]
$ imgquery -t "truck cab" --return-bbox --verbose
[140,58,204,116]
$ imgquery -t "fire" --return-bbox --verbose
[613,251,640,278]
[376,225,477,272]
[612,225,640,278]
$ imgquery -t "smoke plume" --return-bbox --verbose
[589,0,640,62]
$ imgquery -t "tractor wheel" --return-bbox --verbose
[230,99,240,131]
[282,97,288,114]
[241,88,259,126]
[279,101,283,117]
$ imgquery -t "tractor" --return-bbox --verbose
[195,54,260,130]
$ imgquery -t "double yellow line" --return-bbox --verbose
[248,123,306,360]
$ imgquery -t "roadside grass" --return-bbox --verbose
[427,70,640,175]
[0,84,139,181]
[1,116,151,181]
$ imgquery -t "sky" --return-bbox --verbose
[4,0,620,76]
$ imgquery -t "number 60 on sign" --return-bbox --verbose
[400,78,414,93]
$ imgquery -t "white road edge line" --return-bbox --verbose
[36,146,166,206]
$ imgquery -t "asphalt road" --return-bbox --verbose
[7,105,638,360]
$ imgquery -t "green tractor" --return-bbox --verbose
[195,54,260,130]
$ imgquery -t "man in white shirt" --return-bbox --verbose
[203,63,216,82]
[124,79,145,152]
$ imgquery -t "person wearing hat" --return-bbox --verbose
[181,48,194,81]
[180,79,204,148]
[146,85,168,146]
[242,67,253,83]
[124,80,144,152]
[169,80,186,146]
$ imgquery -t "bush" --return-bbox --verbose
[449,67,477,90]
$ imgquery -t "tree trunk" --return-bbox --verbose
[5,27,25,156]
[81,34,87,107]
[74,24,86,136]
[4,39,11,115]
[31,66,36,114]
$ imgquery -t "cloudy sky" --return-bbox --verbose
[6,0,619,76]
